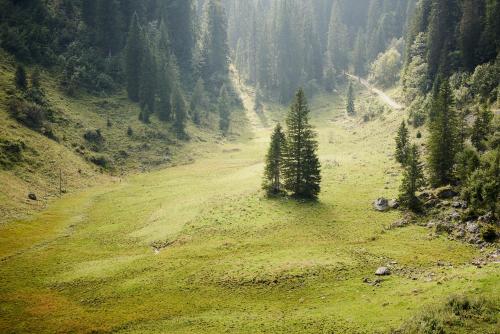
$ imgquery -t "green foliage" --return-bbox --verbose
[199,0,229,90]
[190,78,208,126]
[396,295,499,334]
[283,89,321,199]
[139,45,156,116]
[346,82,355,116]
[262,124,286,195]
[399,144,425,211]
[125,13,143,102]
[427,79,459,187]
[462,150,499,217]
[172,88,188,139]
[395,121,410,166]
[218,84,230,135]
[471,106,494,152]
[324,67,336,93]
[455,146,480,185]
[14,64,27,91]
[470,60,499,103]
[369,47,402,88]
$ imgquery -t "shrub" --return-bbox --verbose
[8,96,46,129]
[83,129,104,145]
[0,139,25,169]
[89,154,109,168]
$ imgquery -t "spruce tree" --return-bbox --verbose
[139,45,156,118]
[427,79,459,187]
[399,144,426,211]
[190,78,207,126]
[125,13,143,102]
[172,87,188,138]
[263,124,286,195]
[283,89,321,199]
[157,63,172,122]
[471,106,493,152]
[395,121,410,166]
[346,82,355,115]
[218,84,230,135]
[15,64,27,91]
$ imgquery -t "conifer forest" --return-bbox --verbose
[0,0,499,333]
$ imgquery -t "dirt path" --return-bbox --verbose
[230,65,267,132]
[346,73,404,111]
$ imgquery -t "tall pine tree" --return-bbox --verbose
[283,89,321,199]
[427,78,459,186]
[395,120,410,165]
[263,124,286,195]
[125,13,143,102]
[399,144,426,211]
[346,82,355,115]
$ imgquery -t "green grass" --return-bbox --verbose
[0,51,249,222]
[0,79,498,333]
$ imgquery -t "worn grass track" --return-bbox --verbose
[0,85,498,333]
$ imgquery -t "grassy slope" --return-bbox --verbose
[0,52,249,222]
[0,80,498,333]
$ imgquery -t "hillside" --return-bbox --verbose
[0,51,249,222]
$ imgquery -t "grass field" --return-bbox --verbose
[0,81,498,333]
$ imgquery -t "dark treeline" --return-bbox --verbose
[224,0,416,103]
[1,0,236,136]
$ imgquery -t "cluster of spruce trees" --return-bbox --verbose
[262,89,321,200]
[396,0,499,218]
[226,0,415,103]
[395,78,498,217]
[1,0,235,138]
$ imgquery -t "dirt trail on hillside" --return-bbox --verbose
[346,73,404,110]
[230,65,267,132]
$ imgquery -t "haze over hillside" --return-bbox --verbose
[0,0,498,333]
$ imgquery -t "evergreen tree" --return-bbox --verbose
[324,66,336,93]
[31,68,41,89]
[353,29,366,76]
[471,106,493,152]
[15,64,27,91]
[395,120,410,165]
[463,150,499,218]
[326,1,348,73]
[172,87,188,138]
[164,0,194,76]
[218,84,230,135]
[399,144,426,211]
[139,45,156,118]
[427,79,459,187]
[346,82,355,115]
[157,63,172,122]
[190,78,207,126]
[459,0,482,71]
[125,13,143,102]
[283,89,321,199]
[96,0,121,55]
[199,0,229,89]
[263,124,286,195]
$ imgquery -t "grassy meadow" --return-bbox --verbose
[0,82,498,333]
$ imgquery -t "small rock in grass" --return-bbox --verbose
[375,267,390,276]
[388,199,399,209]
[28,193,37,201]
[373,198,389,212]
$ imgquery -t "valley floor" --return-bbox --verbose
[0,83,498,333]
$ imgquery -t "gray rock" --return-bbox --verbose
[448,211,461,221]
[388,199,400,209]
[373,198,389,211]
[466,221,479,234]
[28,193,37,201]
[452,200,467,209]
[375,267,391,276]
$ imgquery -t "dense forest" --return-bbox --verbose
[0,0,499,333]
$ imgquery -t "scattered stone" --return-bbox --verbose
[452,200,467,209]
[375,267,390,276]
[424,198,440,208]
[28,193,37,201]
[478,212,494,224]
[388,199,400,209]
[448,211,461,221]
[373,198,389,212]
[466,221,480,234]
